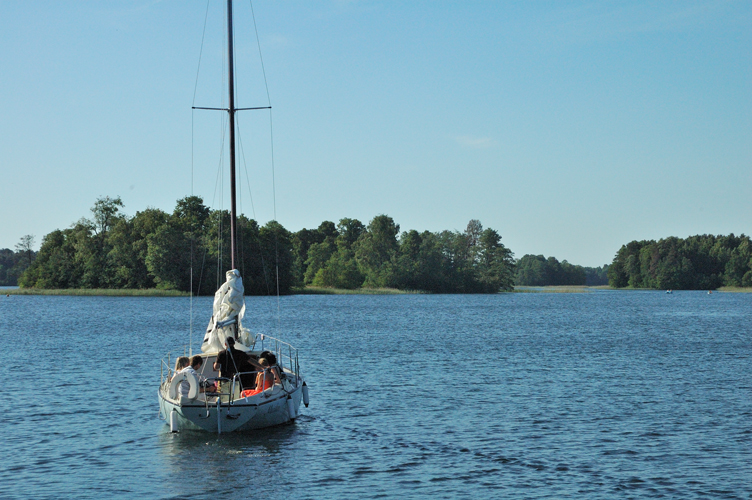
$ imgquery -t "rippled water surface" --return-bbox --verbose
[1,291,751,499]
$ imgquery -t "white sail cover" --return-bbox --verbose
[201,269,252,353]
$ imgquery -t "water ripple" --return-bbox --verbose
[0,292,751,499]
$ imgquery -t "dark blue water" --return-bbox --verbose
[1,291,750,499]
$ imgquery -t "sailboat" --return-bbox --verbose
[158,0,308,433]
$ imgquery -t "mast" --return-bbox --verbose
[227,0,238,270]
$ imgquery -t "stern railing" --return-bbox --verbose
[159,334,301,403]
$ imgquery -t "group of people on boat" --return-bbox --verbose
[171,336,282,400]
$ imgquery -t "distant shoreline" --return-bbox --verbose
[2,286,414,296]
[2,288,188,297]
[3,285,751,297]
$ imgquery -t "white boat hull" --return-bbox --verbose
[159,379,304,433]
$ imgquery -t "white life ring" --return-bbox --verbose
[168,370,199,400]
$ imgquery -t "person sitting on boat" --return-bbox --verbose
[236,353,261,390]
[179,355,217,396]
[170,356,190,381]
[259,351,283,384]
[240,358,275,398]
[213,336,248,384]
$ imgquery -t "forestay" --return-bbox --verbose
[201,269,252,352]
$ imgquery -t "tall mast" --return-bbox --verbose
[227,0,237,270]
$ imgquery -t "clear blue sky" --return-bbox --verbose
[1,1,750,267]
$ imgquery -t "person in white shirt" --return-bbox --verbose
[178,355,216,397]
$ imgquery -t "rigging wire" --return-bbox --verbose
[248,0,282,331]
[189,0,283,339]
[189,0,212,353]
[192,0,211,108]
[214,118,227,290]
[226,0,281,328]
[236,122,256,220]
[249,0,273,109]
[237,117,276,298]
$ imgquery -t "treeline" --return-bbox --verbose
[0,235,36,286]
[515,254,609,286]
[18,196,516,294]
[20,196,292,295]
[607,234,752,289]
[20,201,747,292]
[292,218,515,293]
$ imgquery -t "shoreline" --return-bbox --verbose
[2,288,188,297]
[3,285,751,297]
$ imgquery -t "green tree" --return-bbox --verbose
[0,239,38,286]
[173,195,211,235]
[308,218,365,289]
[311,247,363,289]
[584,265,609,285]
[256,220,295,295]
[476,228,515,291]
[15,235,35,269]
[291,228,321,285]
[304,240,335,285]
[146,224,191,290]
[336,218,365,250]
[0,249,14,285]
[724,238,752,286]
[392,229,423,290]
[516,254,584,286]
[91,196,124,246]
[107,208,169,288]
[355,215,400,288]
[609,234,752,290]
[19,224,90,288]
[516,255,547,286]
[292,221,337,286]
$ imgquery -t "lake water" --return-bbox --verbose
[0,291,750,499]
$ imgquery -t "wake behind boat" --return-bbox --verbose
[157,0,308,434]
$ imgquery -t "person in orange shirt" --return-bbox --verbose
[240,358,275,398]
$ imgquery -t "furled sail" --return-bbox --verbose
[201,269,252,352]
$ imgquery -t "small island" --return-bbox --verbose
[5,196,516,295]
[3,196,750,295]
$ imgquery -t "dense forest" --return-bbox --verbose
[292,217,515,293]
[0,235,36,286]
[607,234,752,289]
[18,196,291,295]
[14,196,516,294]
[515,255,609,286]
[13,198,746,293]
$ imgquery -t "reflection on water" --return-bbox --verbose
[156,418,313,498]
[158,419,300,461]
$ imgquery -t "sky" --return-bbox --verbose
[1,0,750,267]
